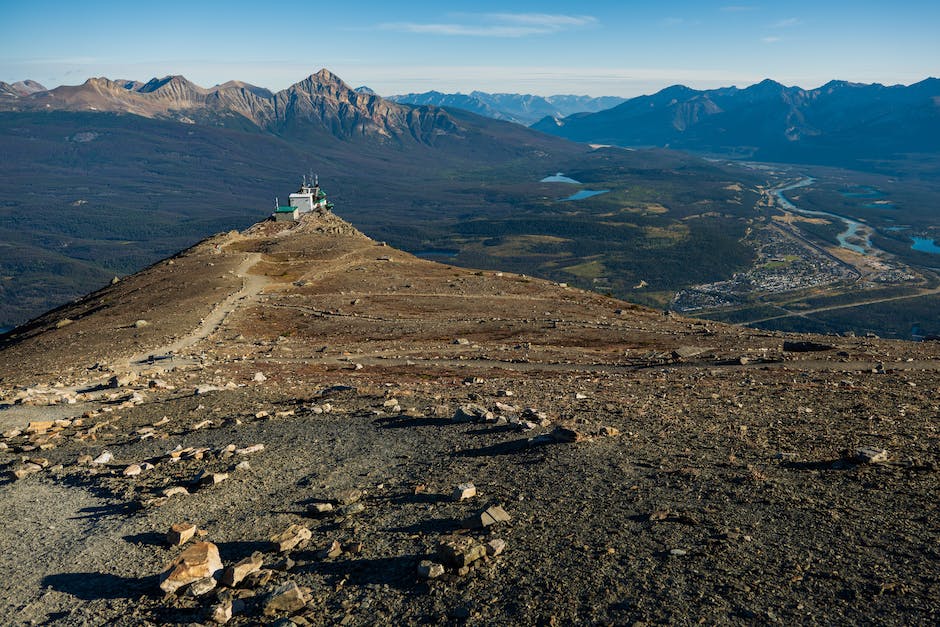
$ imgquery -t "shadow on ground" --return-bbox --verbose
[42,572,156,600]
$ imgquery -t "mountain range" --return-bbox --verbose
[386,90,626,125]
[0,70,466,145]
[532,78,940,173]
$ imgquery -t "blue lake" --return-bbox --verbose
[563,190,610,201]
[414,248,459,259]
[911,237,940,254]
[541,173,581,184]
[864,202,895,209]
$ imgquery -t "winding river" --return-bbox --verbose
[772,178,873,255]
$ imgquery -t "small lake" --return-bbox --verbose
[863,201,895,209]
[414,248,459,259]
[563,190,610,201]
[911,237,940,254]
[541,173,581,184]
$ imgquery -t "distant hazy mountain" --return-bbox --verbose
[531,78,940,171]
[388,91,626,125]
[0,79,46,98]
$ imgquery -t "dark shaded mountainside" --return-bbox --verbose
[0,69,763,329]
[532,78,940,173]
[0,210,938,625]
[386,90,626,125]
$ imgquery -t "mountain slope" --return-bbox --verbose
[0,210,937,625]
[532,79,940,171]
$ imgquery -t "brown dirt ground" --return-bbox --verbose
[0,212,938,625]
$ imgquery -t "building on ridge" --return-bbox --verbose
[271,176,335,222]
[272,197,299,222]
[289,174,333,214]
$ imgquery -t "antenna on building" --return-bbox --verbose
[274,196,279,208]
[314,173,319,187]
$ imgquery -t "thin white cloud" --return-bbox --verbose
[376,13,596,38]
[484,13,596,28]
[662,17,685,26]
[773,18,801,28]
[761,36,782,43]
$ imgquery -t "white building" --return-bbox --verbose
[289,175,330,213]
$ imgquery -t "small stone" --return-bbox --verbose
[551,426,585,443]
[253,372,267,382]
[164,486,190,498]
[318,540,342,559]
[272,556,295,571]
[134,319,150,328]
[167,522,197,546]
[307,502,334,516]
[462,505,511,529]
[208,599,233,624]
[243,568,274,588]
[159,541,223,594]
[123,463,142,477]
[669,548,688,556]
[187,576,217,596]
[437,535,486,568]
[235,443,264,455]
[235,460,250,471]
[194,470,228,486]
[107,372,138,388]
[334,488,362,505]
[343,542,363,555]
[486,539,506,556]
[26,421,54,434]
[220,552,263,587]
[262,582,308,615]
[342,502,365,516]
[452,482,477,501]
[855,447,889,464]
[270,524,311,552]
[453,404,493,423]
[600,426,621,437]
[11,463,42,479]
[417,560,445,579]
[92,450,113,465]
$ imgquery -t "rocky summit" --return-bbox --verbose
[0,210,938,625]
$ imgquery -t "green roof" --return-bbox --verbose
[275,206,296,213]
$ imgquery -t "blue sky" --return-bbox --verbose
[2,1,938,96]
